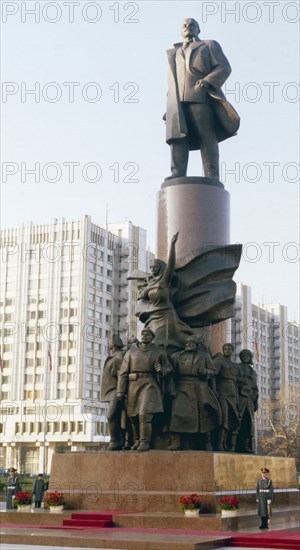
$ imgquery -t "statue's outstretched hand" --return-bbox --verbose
[171,232,179,245]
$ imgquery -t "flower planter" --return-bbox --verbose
[184,509,199,517]
[221,509,238,517]
[17,505,32,512]
[49,505,64,512]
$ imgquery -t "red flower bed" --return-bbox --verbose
[219,495,239,510]
[15,491,32,505]
[179,493,202,511]
[44,491,65,506]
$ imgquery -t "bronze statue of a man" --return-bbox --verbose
[169,336,222,450]
[117,328,173,452]
[235,349,259,453]
[165,18,239,180]
[100,335,126,451]
[213,343,240,451]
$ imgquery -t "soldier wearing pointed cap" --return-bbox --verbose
[256,467,274,529]
[117,328,173,452]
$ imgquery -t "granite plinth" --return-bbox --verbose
[49,451,297,512]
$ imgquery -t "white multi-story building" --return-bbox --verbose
[0,216,153,473]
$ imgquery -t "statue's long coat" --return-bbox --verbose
[236,363,259,438]
[213,354,240,431]
[166,39,240,149]
[169,349,222,433]
[101,350,125,402]
[117,343,172,417]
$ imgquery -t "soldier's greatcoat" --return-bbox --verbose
[117,343,172,417]
[169,349,222,433]
[256,476,274,517]
[6,474,20,509]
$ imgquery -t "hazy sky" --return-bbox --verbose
[1,0,299,319]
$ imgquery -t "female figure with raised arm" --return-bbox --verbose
[136,233,193,353]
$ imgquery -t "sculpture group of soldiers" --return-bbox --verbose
[101,329,258,453]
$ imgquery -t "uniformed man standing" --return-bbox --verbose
[6,467,20,509]
[256,467,274,529]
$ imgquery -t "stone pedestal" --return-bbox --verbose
[49,451,297,512]
[157,177,230,260]
[156,177,231,354]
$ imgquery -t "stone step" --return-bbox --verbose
[0,527,232,550]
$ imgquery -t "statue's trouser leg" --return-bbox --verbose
[216,427,227,451]
[242,438,253,453]
[229,433,237,452]
[130,417,140,450]
[107,401,123,450]
[169,139,189,177]
[205,432,213,451]
[184,102,219,179]
[122,411,134,449]
[137,413,153,452]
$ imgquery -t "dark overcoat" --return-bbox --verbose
[256,477,274,517]
[32,478,45,502]
[166,39,240,149]
[6,475,21,509]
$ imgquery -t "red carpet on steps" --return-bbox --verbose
[1,513,299,549]
[62,512,113,528]
[228,530,300,549]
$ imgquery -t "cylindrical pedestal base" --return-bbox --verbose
[157,177,230,260]
[156,177,231,354]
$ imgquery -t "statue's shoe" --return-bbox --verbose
[136,441,150,452]
[107,442,122,451]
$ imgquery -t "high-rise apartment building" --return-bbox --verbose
[0,216,153,473]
